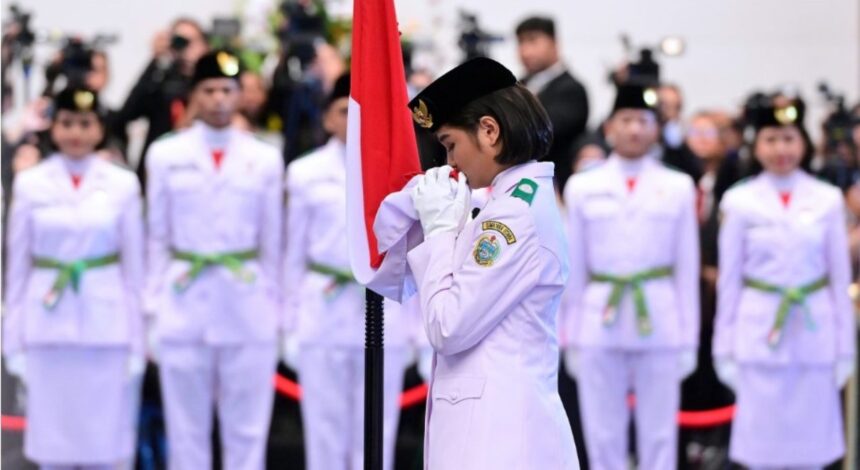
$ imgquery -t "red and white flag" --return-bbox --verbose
[346,0,422,295]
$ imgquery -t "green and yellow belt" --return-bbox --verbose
[172,248,258,293]
[308,262,358,298]
[308,262,356,286]
[743,276,827,348]
[590,266,674,336]
[33,253,120,309]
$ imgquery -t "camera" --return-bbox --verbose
[610,34,686,88]
[43,34,117,93]
[818,82,859,153]
[457,10,503,62]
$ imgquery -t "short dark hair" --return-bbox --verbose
[444,84,553,165]
[515,17,556,40]
[171,17,207,41]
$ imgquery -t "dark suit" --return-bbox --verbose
[527,70,589,191]
[113,59,191,189]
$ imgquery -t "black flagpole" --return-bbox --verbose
[364,289,384,470]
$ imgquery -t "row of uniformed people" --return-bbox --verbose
[2,51,421,470]
[294,58,857,470]
[356,58,859,470]
[4,51,858,470]
[560,85,856,470]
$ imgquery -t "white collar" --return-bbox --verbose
[524,62,566,95]
[194,120,233,148]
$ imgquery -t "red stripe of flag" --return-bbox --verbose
[350,0,422,269]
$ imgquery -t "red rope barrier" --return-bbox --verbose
[0,377,736,432]
[273,374,735,428]
[678,406,735,428]
[1,415,26,431]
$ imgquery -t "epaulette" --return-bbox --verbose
[510,178,538,206]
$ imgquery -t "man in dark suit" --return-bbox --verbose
[516,16,589,193]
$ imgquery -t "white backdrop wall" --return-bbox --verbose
[7,0,859,134]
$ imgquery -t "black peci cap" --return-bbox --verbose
[612,83,660,115]
[327,72,351,108]
[53,86,104,119]
[407,57,517,132]
[191,50,242,88]
[748,94,806,131]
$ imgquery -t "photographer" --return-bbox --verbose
[113,17,209,187]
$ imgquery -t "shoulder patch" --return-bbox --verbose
[481,220,517,244]
[473,233,502,267]
[510,178,538,206]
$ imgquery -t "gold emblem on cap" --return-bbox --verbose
[643,87,659,107]
[412,99,433,129]
[774,105,798,125]
[73,91,95,111]
[216,51,240,77]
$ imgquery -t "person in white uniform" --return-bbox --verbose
[3,86,145,469]
[282,72,414,470]
[561,83,700,470]
[714,93,856,470]
[144,50,284,470]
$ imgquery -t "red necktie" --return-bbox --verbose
[70,174,83,189]
[779,191,791,208]
[212,149,225,170]
[626,177,637,193]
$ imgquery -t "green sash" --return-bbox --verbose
[743,276,827,348]
[590,266,674,336]
[172,249,258,293]
[33,253,120,309]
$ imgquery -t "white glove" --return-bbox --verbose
[417,348,434,382]
[680,349,698,379]
[281,335,301,370]
[836,358,855,388]
[563,348,580,379]
[714,357,738,392]
[6,353,27,382]
[146,321,160,363]
[412,165,471,238]
[128,355,147,378]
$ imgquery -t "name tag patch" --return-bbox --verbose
[481,220,516,244]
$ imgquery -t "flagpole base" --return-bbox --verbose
[365,289,384,470]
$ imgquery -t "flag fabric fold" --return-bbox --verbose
[346,0,423,301]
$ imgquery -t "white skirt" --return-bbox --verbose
[25,346,139,464]
[730,364,844,467]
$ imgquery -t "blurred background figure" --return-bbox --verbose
[715,93,855,470]
[658,83,685,150]
[516,16,589,194]
[678,110,737,467]
[113,17,209,187]
[3,86,144,470]
[283,73,416,470]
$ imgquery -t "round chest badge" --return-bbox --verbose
[473,234,501,267]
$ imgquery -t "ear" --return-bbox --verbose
[603,117,616,146]
[478,115,501,147]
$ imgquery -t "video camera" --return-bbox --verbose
[44,34,117,92]
[457,10,503,62]
[278,0,327,75]
[818,82,859,153]
[610,34,685,87]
